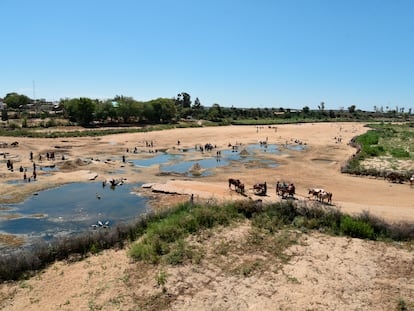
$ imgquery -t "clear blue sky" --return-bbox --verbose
[1,0,413,112]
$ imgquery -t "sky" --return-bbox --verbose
[1,0,413,112]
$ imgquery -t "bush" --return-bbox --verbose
[339,216,375,239]
[356,130,380,145]
[364,145,385,157]
[390,147,410,158]
[128,236,165,264]
[252,201,299,232]
[164,239,193,265]
[234,200,263,218]
[128,203,240,263]
[387,222,414,241]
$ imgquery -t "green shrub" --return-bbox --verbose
[89,243,99,254]
[356,130,379,145]
[390,147,410,158]
[164,239,193,265]
[192,208,216,228]
[128,233,171,264]
[150,221,186,243]
[128,239,161,264]
[339,216,375,239]
[252,213,285,233]
[364,145,385,156]
[252,201,298,232]
[8,122,20,129]
[234,200,263,218]
[128,203,239,263]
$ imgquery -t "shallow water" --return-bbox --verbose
[160,157,225,176]
[5,179,25,185]
[245,143,282,154]
[39,165,59,172]
[130,153,183,167]
[0,142,305,249]
[0,182,147,247]
[285,144,306,151]
[131,143,298,175]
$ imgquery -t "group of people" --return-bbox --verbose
[6,152,40,182]
[126,141,160,154]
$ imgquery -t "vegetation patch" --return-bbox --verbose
[342,122,414,179]
[1,199,414,282]
[128,203,240,264]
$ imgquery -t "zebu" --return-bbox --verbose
[229,178,241,189]
[318,191,333,204]
[228,178,245,194]
[308,188,324,200]
[237,182,245,194]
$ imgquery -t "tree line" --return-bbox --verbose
[1,92,413,126]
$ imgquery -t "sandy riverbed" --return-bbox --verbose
[0,122,412,222]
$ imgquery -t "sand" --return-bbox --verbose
[0,122,412,221]
[0,122,413,310]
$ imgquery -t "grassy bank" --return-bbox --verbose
[342,122,414,179]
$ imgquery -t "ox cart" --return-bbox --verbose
[276,181,295,199]
[253,182,267,196]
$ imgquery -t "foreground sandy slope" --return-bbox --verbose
[0,122,413,310]
[1,223,413,311]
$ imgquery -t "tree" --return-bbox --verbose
[177,92,191,108]
[318,102,325,112]
[118,100,137,123]
[191,97,204,119]
[77,98,96,126]
[95,100,118,123]
[183,93,191,108]
[147,98,176,123]
[348,105,356,114]
[193,97,202,109]
[142,102,156,123]
[302,106,310,114]
[62,97,96,126]
[4,93,31,109]
[208,103,223,121]
[61,98,78,122]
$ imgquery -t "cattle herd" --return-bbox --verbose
[307,188,333,204]
[228,170,413,205]
[228,178,335,204]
